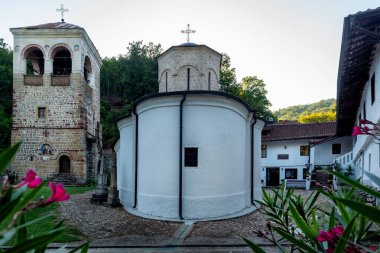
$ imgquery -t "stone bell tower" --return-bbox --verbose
[10,19,102,181]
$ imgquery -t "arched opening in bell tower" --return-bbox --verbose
[24,47,44,75]
[52,47,72,75]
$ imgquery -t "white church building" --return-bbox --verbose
[114,43,265,220]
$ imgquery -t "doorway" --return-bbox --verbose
[266,167,280,187]
[59,155,70,174]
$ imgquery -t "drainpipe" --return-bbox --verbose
[132,108,139,208]
[179,94,187,219]
[250,111,257,205]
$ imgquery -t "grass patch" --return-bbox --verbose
[4,186,94,244]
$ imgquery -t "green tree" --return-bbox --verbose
[100,41,163,146]
[219,53,275,120]
[298,111,336,123]
[219,53,237,92]
[239,76,274,120]
[0,39,13,151]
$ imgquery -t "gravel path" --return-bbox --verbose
[60,191,181,240]
[60,189,328,242]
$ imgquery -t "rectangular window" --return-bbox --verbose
[371,73,375,104]
[278,154,289,160]
[261,145,267,158]
[303,168,308,179]
[332,144,341,154]
[38,107,46,119]
[185,147,198,167]
[285,168,297,179]
[300,145,309,156]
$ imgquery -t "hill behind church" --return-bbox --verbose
[274,98,336,122]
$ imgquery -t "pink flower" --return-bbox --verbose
[352,126,363,136]
[359,119,372,125]
[14,169,43,188]
[317,225,344,243]
[43,182,69,205]
[317,226,345,252]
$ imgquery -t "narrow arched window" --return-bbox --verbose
[84,56,92,83]
[165,71,168,92]
[187,68,190,90]
[52,48,72,75]
[208,72,211,90]
[25,47,44,75]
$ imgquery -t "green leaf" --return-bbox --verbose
[328,169,380,199]
[0,188,24,221]
[16,213,27,243]
[334,216,356,253]
[272,227,318,252]
[328,206,336,230]
[10,182,45,218]
[4,227,63,253]
[0,142,20,174]
[243,238,267,253]
[80,242,89,253]
[54,220,64,229]
[289,202,315,239]
[305,191,320,213]
[334,198,380,224]
[0,228,16,246]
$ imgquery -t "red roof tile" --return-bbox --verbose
[262,122,336,142]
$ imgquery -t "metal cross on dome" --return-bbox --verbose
[57,4,69,23]
[181,24,196,43]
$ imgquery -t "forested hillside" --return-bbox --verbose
[274,99,336,123]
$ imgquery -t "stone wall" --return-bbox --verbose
[10,26,102,180]
[11,128,87,179]
[158,45,221,92]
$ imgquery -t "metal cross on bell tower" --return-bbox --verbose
[57,4,69,23]
[181,24,196,43]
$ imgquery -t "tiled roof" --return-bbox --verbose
[262,122,336,142]
[336,7,380,136]
[13,22,83,30]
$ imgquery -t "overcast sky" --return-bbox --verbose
[1,0,379,110]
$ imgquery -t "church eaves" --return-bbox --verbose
[12,22,84,30]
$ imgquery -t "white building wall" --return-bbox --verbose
[116,94,264,220]
[116,117,135,207]
[351,46,380,183]
[261,140,309,167]
[261,139,310,186]
[312,136,352,166]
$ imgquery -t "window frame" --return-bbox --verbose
[300,145,310,156]
[261,145,267,158]
[184,147,198,167]
[332,143,341,155]
[285,168,297,179]
[37,107,46,119]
